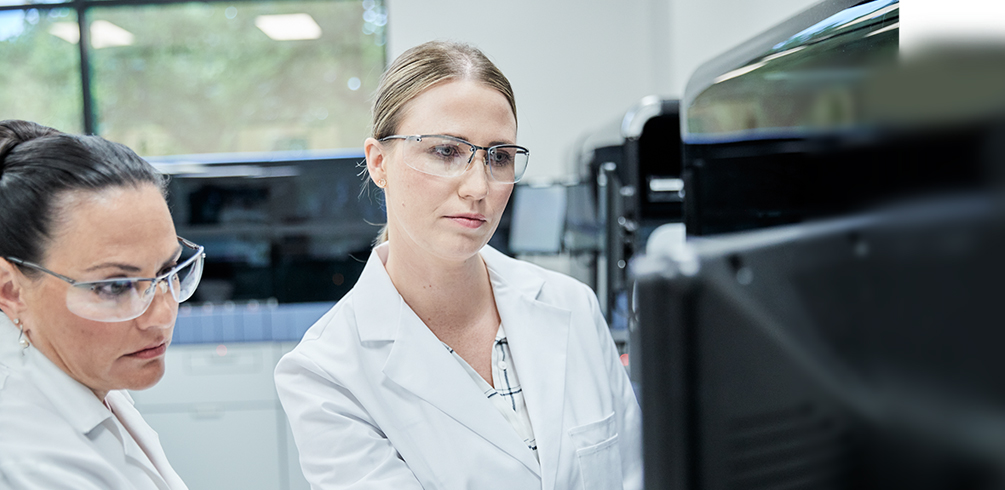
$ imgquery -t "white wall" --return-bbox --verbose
[667,0,821,96]
[385,0,820,181]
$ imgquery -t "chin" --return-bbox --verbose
[436,237,491,260]
[124,361,167,392]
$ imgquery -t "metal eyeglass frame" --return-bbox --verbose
[378,134,531,183]
[4,237,206,321]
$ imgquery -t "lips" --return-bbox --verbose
[446,213,487,229]
[127,341,167,359]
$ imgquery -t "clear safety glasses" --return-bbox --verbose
[6,237,206,322]
[379,134,530,183]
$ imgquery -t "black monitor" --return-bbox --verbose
[633,195,1005,490]
[153,151,383,304]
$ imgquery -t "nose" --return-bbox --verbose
[138,279,177,330]
[458,150,491,200]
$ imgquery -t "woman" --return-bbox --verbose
[275,41,641,490]
[0,120,203,489]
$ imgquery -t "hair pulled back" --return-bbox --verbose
[368,41,516,244]
[0,119,167,270]
[371,40,516,139]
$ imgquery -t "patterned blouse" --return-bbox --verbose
[442,323,539,463]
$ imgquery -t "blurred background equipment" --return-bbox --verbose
[635,196,1005,490]
[577,97,685,337]
[633,0,1005,488]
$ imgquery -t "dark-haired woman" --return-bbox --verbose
[0,120,203,489]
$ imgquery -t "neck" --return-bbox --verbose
[18,327,109,403]
[383,240,497,335]
[94,389,109,403]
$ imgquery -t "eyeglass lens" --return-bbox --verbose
[65,246,204,322]
[401,136,528,183]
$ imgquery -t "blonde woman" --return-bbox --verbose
[276,41,641,490]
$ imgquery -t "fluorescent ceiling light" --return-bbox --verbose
[255,13,321,41]
[48,20,134,48]
[90,20,134,48]
[49,22,80,44]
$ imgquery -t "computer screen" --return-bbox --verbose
[508,184,567,254]
[633,195,1005,490]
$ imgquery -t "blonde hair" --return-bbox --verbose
[369,40,516,244]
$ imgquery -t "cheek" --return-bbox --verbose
[66,321,118,355]
[492,186,513,211]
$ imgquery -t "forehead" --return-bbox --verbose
[397,79,517,141]
[45,185,178,269]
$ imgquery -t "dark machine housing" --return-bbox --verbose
[635,0,1005,488]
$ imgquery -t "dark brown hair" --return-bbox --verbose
[0,119,166,269]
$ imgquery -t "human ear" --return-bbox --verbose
[364,137,388,188]
[0,258,28,319]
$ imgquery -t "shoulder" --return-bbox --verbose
[275,290,368,384]
[482,246,598,306]
[0,368,59,432]
[298,292,356,344]
[280,293,354,356]
[0,372,88,471]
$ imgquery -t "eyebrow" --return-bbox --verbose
[439,133,514,147]
[83,244,184,275]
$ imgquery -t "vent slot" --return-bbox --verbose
[726,403,854,490]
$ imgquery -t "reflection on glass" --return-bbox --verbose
[89,0,386,156]
[685,1,899,142]
[0,8,82,132]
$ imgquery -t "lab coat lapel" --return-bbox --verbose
[382,311,542,476]
[486,252,571,490]
[107,391,188,490]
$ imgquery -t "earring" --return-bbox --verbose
[15,318,29,352]
[377,179,386,188]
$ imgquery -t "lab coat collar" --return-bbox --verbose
[381,305,544,476]
[353,243,407,342]
[107,391,188,489]
[483,247,571,490]
[353,244,547,342]
[353,241,550,341]
[0,315,178,488]
[353,244,570,482]
[0,317,112,436]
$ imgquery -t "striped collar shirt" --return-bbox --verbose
[443,323,539,463]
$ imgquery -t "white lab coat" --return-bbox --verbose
[275,244,642,490]
[0,314,187,490]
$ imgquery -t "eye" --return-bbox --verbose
[490,149,515,167]
[89,280,137,299]
[430,144,463,160]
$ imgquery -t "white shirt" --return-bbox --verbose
[0,314,188,490]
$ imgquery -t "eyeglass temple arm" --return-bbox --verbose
[178,236,202,251]
[4,257,79,285]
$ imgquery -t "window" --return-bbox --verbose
[0,0,386,155]
[0,7,83,133]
